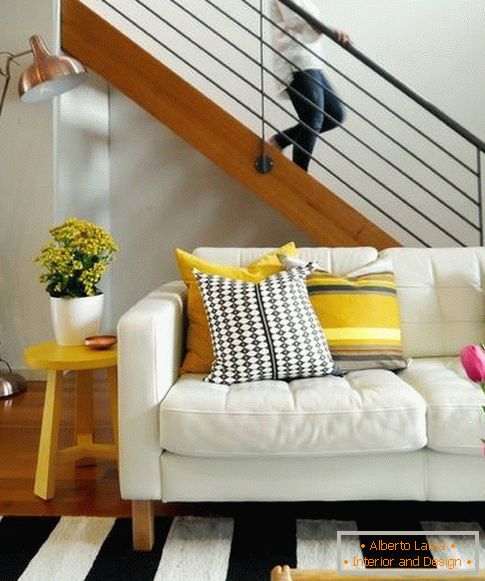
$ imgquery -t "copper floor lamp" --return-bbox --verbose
[0,34,87,118]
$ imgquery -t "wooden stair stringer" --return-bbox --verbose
[61,0,399,249]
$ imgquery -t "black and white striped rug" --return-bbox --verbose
[1,515,484,580]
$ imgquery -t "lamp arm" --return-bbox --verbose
[0,49,32,119]
[0,49,33,77]
[0,73,12,119]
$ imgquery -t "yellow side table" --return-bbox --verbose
[24,341,118,500]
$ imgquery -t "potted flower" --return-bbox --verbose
[35,217,118,346]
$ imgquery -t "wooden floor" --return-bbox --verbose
[0,375,131,517]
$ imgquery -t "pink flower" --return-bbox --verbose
[460,344,485,383]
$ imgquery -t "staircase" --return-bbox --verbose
[61,0,397,249]
[61,0,484,248]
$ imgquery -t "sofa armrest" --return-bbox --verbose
[117,281,187,500]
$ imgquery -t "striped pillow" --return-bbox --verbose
[281,255,407,373]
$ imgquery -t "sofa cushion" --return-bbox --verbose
[382,248,485,358]
[159,371,427,457]
[398,357,485,456]
[176,243,296,374]
[194,264,338,385]
[280,255,407,373]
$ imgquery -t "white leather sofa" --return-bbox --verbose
[118,246,485,549]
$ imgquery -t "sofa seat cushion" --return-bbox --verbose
[159,371,427,457]
[398,357,485,456]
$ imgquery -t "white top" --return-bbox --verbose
[269,0,324,93]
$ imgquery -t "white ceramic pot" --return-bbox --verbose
[50,294,104,346]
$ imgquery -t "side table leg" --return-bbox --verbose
[75,370,94,447]
[34,370,63,500]
[107,366,118,449]
[74,369,96,467]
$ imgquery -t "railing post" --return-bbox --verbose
[478,148,484,246]
[254,0,273,174]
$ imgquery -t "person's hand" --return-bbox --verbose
[334,29,351,46]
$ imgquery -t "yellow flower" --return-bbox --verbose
[34,217,118,298]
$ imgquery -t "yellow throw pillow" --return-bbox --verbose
[176,243,297,373]
[281,255,407,373]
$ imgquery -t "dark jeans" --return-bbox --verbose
[273,69,345,171]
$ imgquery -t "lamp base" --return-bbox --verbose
[0,371,27,398]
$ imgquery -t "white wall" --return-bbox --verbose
[56,75,111,329]
[0,0,56,372]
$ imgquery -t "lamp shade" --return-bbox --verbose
[19,35,87,104]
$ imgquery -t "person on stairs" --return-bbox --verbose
[268,0,350,172]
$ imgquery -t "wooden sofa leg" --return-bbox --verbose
[132,500,154,551]
[271,565,293,581]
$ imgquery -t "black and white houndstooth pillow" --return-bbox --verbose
[193,264,338,385]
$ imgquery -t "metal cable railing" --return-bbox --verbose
[96,0,484,247]
[258,0,484,245]
[143,0,479,234]
[186,0,479,201]
[124,0,478,241]
[278,0,485,153]
[241,0,482,174]
[99,0,263,121]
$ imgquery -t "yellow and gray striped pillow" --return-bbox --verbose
[281,256,407,373]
